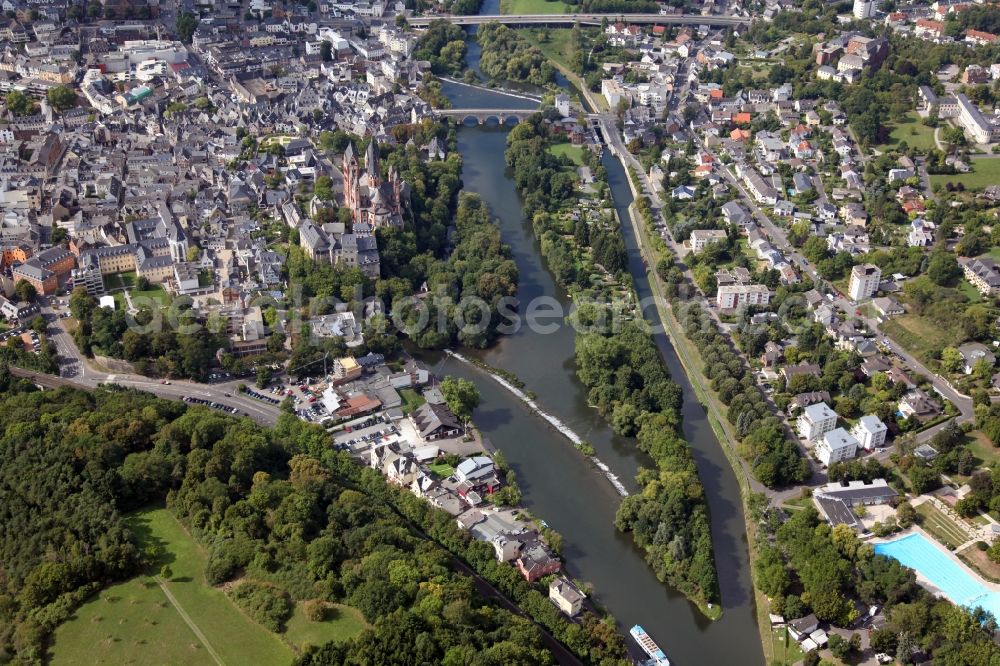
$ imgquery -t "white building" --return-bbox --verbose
[797,402,838,441]
[848,263,881,301]
[321,386,342,413]
[816,427,859,466]
[955,93,1000,145]
[853,0,876,19]
[851,415,888,451]
[716,284,770,309]
[602,78,627,107]
[690,229,728,252]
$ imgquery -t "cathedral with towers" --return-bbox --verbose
[342,141,407,230]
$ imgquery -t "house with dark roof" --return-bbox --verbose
[960,256,1000,296]
[782,361,821,382]
[814,479,898,531]
[898,389,940,421]
[410,402,462,441]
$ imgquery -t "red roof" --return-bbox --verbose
[967,29,998,42]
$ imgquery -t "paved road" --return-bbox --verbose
[610,97,972,495]
[38,299,280,425]
[689,130,975,441]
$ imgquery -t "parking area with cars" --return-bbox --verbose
[332,413,401,452]
[182,396,243,417]
[254,377,335,423]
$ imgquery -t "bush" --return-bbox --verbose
[229,581,293,632]
[304,599,327,622]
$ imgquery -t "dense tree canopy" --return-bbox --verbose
[0,379,626,664]
[478,24,557,87]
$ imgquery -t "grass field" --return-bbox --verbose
[500,0,570,13]
[533,28,575,70]
[113,286,172,311]
[882,114,938,152]
[966,431,1000,470]
[49,574,218,665]
[916,502,969,550]
[881,315,955,365]
[930,157,1000,191]
[958,279,984,304]
[399,388,425,414]
[768,627,806,666]
[548,142,585,166]
[283,603,367,653]
[51,507,293,665]
[781,496,813,512]
[429,462,456,478]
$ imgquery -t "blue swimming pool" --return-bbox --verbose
[875,532,1000,617]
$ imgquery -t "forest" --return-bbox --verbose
[477,24,557,87]
[0,374,626,664]
[413,21,467,76]
[575,313,719,609]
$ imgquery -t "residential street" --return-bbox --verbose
[37,299,281,425]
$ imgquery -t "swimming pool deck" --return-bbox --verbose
[872,527,1000,608]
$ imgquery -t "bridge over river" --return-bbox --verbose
[408,12,751,27]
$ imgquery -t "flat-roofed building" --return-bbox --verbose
[797,401,838,441]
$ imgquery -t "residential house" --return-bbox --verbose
[872,296,904,317]
[783,361,822,384]
[690,228,728,251]
[549,578,585,617]
[959,256,1000,295]
[411,402,462,441]
[761,341,783,367]
[797,401,838,441]
[816,427,859,466]
[898,389,941,421]
[790,391,831,411]
[907,218,935,247]
[958,342,996,374]
[851,415,888,451]
[716,284,770,309]
[848,263,881,301]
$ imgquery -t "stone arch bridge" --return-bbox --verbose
[435,108,537,125]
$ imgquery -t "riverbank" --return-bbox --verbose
[439,73,764,662]
[623,197,775,662]
[445,349,629,496]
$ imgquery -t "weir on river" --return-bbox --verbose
[443,349,629,497]
[429,13,764,663]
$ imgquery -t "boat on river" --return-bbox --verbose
[630,625,669,666]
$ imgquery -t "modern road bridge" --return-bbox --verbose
[408,13,751,27]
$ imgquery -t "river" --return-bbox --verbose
[425,18,764,666]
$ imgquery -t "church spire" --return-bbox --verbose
[364,140,379,181]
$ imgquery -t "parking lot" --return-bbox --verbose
[333,413,401,452]
[253,377,335,423]
[182,396,244,417]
